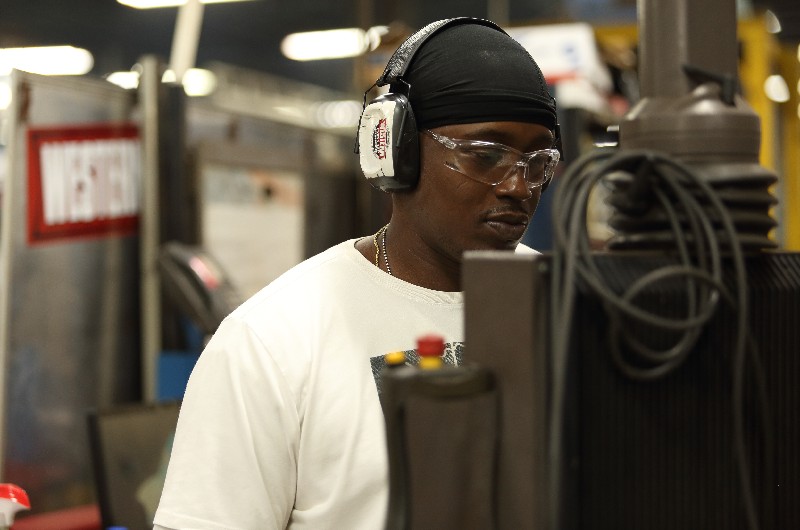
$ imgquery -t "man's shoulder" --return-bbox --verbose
[261,240,357,288]
[232,239,362,318]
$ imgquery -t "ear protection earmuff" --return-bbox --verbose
[355,17,507,192]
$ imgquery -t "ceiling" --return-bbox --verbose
[0,0,797,95]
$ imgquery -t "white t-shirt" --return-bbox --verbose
[153,239,471,529]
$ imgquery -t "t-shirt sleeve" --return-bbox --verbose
[153,316,300,530]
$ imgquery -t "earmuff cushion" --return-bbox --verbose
[357,93,419,192]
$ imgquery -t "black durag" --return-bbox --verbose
[394,22,557,131]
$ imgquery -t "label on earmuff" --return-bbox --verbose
[358,99,398,179]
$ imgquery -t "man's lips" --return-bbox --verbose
[484,210,530,241]
[485,211,530,225]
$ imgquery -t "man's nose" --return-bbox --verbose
[494,164,533,200]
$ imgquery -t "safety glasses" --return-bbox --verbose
[424,129,559,189]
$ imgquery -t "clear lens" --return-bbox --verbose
[427,130,559,189]
[452,143,558,188]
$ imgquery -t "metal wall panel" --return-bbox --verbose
[0,71,140,513]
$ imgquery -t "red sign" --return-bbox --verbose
[27,124,141,244]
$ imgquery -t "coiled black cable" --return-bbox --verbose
[547,147,772,530]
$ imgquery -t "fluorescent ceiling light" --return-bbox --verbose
[764,10,782,34]
[313,100,362,128]
[118,0,252,8]
[0,46,94,76]
[282,26,388,61]
[106,67,217,97]
[764,74,790,103]
[166,67,217,96]
[106,71,140,89]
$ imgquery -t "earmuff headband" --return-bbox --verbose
[376,18,506,88]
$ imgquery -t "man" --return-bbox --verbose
[153,17,558,529]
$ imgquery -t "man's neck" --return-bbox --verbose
[353,224,462,292]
